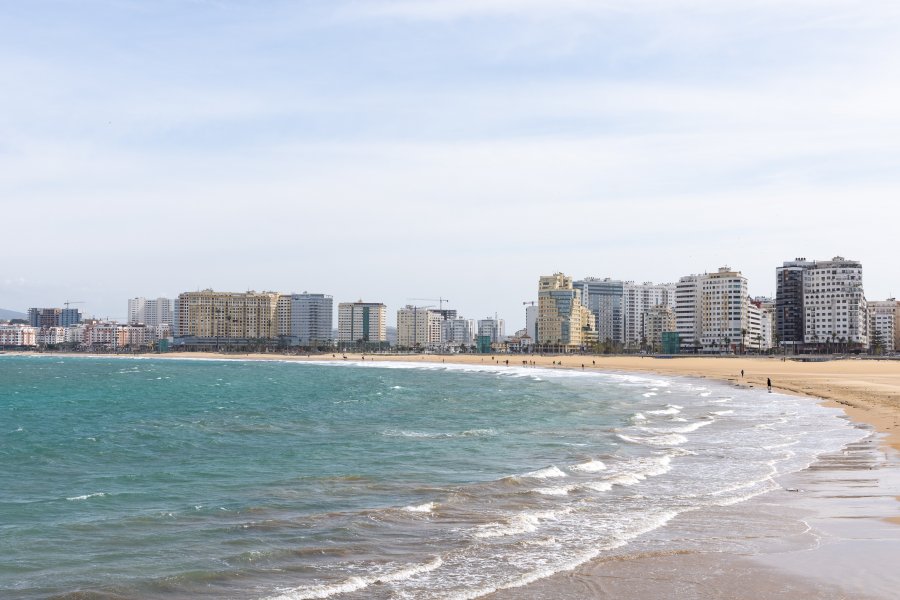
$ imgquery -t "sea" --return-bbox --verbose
[0,355,869,599]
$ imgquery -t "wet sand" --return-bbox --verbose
[11,351,900,597]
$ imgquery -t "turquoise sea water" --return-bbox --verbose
[0,356,866,599]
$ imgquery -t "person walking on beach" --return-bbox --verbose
[741,369,744,378]
[767,377,772,393]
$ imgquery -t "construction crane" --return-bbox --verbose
[64,301,85,308]
[522,301,536,306]
[408,297,450,312]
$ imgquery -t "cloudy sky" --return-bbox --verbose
[3,0,900,327]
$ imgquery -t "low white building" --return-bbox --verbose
[0,324,37,347]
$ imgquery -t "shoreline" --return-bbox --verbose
[7,350,900,598]
[9,350,899,452]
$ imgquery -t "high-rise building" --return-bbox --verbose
[338,301,387,344]
[675,268,749,353]
[291,293,334,347]
[525,305,538,341]
[477,318,505,343]
[538,273,596,351]
[776,258,816,351]
[802,257,867,349]
[622,281,676,349]
[29,307,55,328]
[699,267,749,353]
[869,299,899,354]
[396,305,442,349]
[127,297,173,327]
[174,290,280,341]
[441,317,475,348]
[642,305,676,352]
[675,275,701,352]
[573,278,623,347]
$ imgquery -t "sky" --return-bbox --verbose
[3,0,900,328]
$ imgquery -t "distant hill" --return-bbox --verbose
[0,308,26,321]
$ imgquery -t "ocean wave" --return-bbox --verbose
[709,409,734,415]
[569,459,607,473]
[268,556,443,600]
[404,501,436,513]
[66,492,105,501]
[617,433,688,447]
[522,466,567,479]
[382,428,497,439]
[639,420,713,434]
[533,485,577,496]
[646,404,683,416]
[473,509,571,539]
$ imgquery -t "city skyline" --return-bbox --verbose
[4,2,900,325]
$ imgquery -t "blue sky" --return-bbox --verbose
[3,1,900,325]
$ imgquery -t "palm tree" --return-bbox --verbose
[740,328,748,355]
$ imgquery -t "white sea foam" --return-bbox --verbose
[473,509,571,539]
[582,481,613,492]
[630,412,646,422]
[617,433,688,447]
[710,409,734,415]
[569,459,606,473]
[268,557,443,600]
[523,466,567,479]
[405,502,436,513]
[66,492,105,501]
[640,420,713,434]
[534,485,576,496]
[642,392,657,398]
[646,404,682,415]
[762,440,800,450]
[459,428,497,437]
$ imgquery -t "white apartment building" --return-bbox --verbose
[802,257,867,348]
[525,305,538,341]
[397,305,442,349]
[699,267,748,353]
[477,318,505,343]
[442,317,475,348]
[675,275,701,352]
[0,324,37,347]
[36,326,69,346]
[127,297,174,327]
[337,301,387,344]
[675,268,749,353]
[623,281,676,349]
[869,299,899,354]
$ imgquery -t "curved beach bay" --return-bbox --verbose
[0,356,887,598]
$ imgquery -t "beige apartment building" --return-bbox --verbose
[175,290,281,340]
[642,305,676,352]
[396,305,442,349]
[338,301,387,344]
[537,273,596,351]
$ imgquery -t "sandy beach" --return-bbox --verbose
[11,350,900,598]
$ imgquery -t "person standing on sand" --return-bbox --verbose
[741,369,744,378]
[767,378,772,392]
